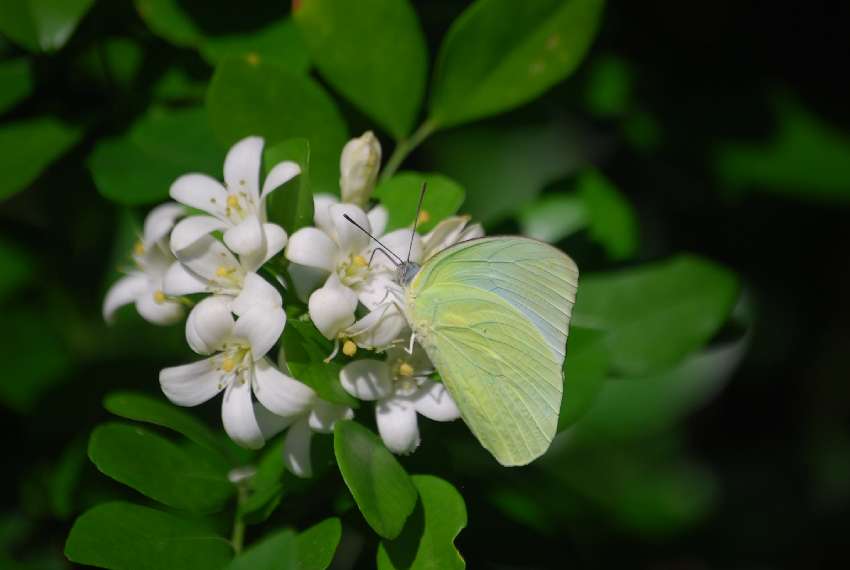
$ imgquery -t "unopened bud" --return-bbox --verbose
[340,131,381,207]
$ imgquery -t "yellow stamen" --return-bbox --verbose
[222,358,236,373]
[352,255,368,268]
[245,52,260,66]
[152,290,166,304]
[342,340,357,357]
[133,241,145,256]
[399,362,414,377]
[216,265,234,278]
[226,195,240,209]
[417,210,430,224]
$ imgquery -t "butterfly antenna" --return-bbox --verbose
[406,182,427,263]
[342,214,403,266]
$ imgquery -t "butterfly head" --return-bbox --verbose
[398,261,420,286]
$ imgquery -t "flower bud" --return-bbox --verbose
[340,131,381,207]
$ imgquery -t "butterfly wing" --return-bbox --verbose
[407,237,578,465]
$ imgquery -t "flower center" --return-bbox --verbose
[152,290,167,304]
[338,253,371,286]
[223,190,255,224]
[398,362,414,377]
[133,240,145,256]
[342,340,358,357]
[217,344,251,388]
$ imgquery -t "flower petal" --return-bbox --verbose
[223,136,263,205]
[135,287,184,325]
[162,262,208,296]
[349,303,406,350]
[170,215,228,254]
[367,205,388,237]
[103,273,147,323]
[224,214,265,257]
[412,379,461,421]
[339,360,393,401]
[356,274,398,310]
[287,262,328,303]
[283,417,313,478]
[261,160,300,201]
[160,356,224,406]
[170,173,228,218]
[233,305,285,361]
[376,228,422,268]
[231,272,281,316]
[222,375,264,449]
[308,275,358,340]
[254,401,296,440]
[313,193,339,235]
[240,223,288,273]
[308,400,354,434]
[186,295,234,355]
[178,235,243,292]
[253,357,315,417]
[285,227,338,272]
[330,203,371,255]
[376,397,420,454]
[143,202,185,246]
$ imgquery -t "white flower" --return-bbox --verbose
[339,344,460,455]
[103,202,186,325]
[421,215,484,260]
[159,292,312,450]
[340,131,381,207]
[168,136,298,267]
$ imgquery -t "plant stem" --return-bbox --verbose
[231,487,247,554]
[380,119,438,181]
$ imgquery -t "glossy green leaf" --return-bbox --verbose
[425,121,583,223]
[334,420,417,539]
[0,238,33,302]
[207,57,347,195]
[0,58,32,114]
[238,437,286,525]
[377,475,466,570]
[65,501,233,570]
[573,255,739,376]
[558,327,608,432]
[264,138,314,234]
[0,116,81,201]
[295,518,342,570]
[0,0,95,52]
[373,172,465,233]
[104,391,232,461]
[294,0,427,139]
[90,106,224,205]
[280,319,358,407]
[228,529,296,570]
[583,53,632,118]
[429,0,605,128]
[201,19,309,73]
[88,422,233,513]
[518,193,587,243]
[577,169,638,260]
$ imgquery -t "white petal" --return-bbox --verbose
[170,216,228,254]
[367,205,388,237]
[178,235,243,292]
[339,360,393,401]
[160,356,225,406]
[169,173,228,218]
[186,295,234,355]
[254,401,297,440]
[308,400,354,434]
[349,303,406,350]
[285,227,338,272]
[135,287,184,325]
[308,275,358,340]
[224,215,265,257]
[162,262,208,296]
[253,357,315,417]
[233,305,285,361]
[222,375,264,450]
[376,397,420,454]
[460,223,484,241]
[330,203,371,255]
[261,161,300,201]
[288,262,329,303]
[356,274,397,310]
[412,380,461,421]
[223,136,263,205]
[240,223,288,273]
[143,202,185,246]
[103,273,147,323]
[313,193,339,235]
[422,216,468,257]
[376,228,422,268]
[231,272,281,317]
[283,417,313,478]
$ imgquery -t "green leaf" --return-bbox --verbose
[518,193,587,243]
[558,327,608,432]
[373,172,465,233]
[228,529,296,570]
[0,116,81,201]
[238,437,286,525]
[264,138,314,234]
[295,518,342,570]
[0,58,32,114]
[583,53,633,119]
[88,422,234,513]
[429,0,605,128]
[89,106,224,205]
[573,255,739,376]
[201,19,310,74]
[334,420,417,539]
[294,0,427,139]
[377,475,466,570]
[0,238,33,302]
[104,391,233,461]
[424,121,583,224]
[0,0,95,52]
[577,169,638,260]
[280,319,358,408]
[65,501,233,569]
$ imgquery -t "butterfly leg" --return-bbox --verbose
[368,248,399,268]
[405,330,416,355]
[323,338,340,363]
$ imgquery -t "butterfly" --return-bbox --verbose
[344,185,578,466]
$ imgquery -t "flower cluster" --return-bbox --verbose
[104,132,482,475]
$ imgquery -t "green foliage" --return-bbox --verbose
[373,172,465,233]
[65,501,233,569]
[294,0,427,139]
[295,518,342,570]
[228,529,296,570]
[0,116,81,201]
[88,422,234,513]
[518,193,587,244]
[207,57,347,195]
[377,475,467,570]
[334,420,417,539]
[583,54,633,118]
[558,327,608,432]
[0,238,32,302]
[0,58,32,114]
[238,438,286,525]
[264,138,315,234]
[429,0,605,128]
[578,169,638,260]
[573,255,739,376]
[90,106,224,205]
[0,0,95,52]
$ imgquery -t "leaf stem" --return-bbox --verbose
[231,486,247,554]
[381,119,438,181]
